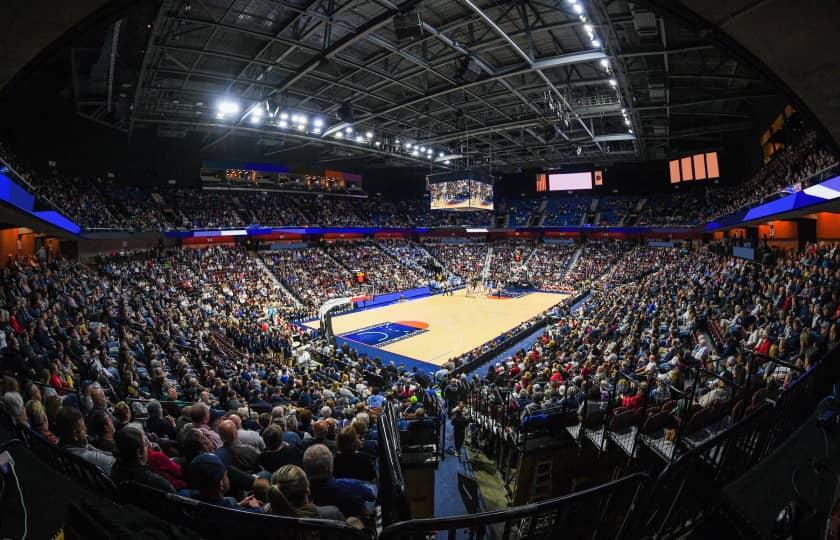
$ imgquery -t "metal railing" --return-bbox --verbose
[378,402,412,525]
[379,472,650,540]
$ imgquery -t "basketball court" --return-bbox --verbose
[305,289,568,368]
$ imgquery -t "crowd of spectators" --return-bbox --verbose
[597,197,636,226]
[526,243,578,291]
[486,241,535,286]
[0,243,453,529]
[424,242,489,279]
[465,242,840,454]
[377,240,437,278]
[236,191,308,226]
[263,247,355,309]
[702,130,836,220]
[5,234,836,533]
[559,240,628,291]
[542,196,591,227]
[324,242,427,294]
[2,128,836,233]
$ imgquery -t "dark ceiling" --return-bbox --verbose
[0,0,836,173]
[668,0,840,159]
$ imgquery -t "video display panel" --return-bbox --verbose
[430,179,494,211]
[548,172,593,191]
[469,180,494,210]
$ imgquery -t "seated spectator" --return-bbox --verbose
[25,399,57,444]
[215,419,259,473]
[300,419,336,454]
[87,409,116,453]
[55,406,116,475]
[111,425,174,492]
[113,401,132,431]
[191,402,222,450]
[188,453,263,511]
[258,424,302,473]
[229,413,264,451]
[333,426,376,482]
[266,464,345,521]
[145,400,177,441]
[303,444,375,519]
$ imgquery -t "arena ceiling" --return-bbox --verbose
[2,0,836,172]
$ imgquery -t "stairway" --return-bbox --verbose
[321,245,353,272]
[523,245,539,265]
[482,246,494,280]
[374,241,427,278]
[563,246,583,278]
[255,257,304,308]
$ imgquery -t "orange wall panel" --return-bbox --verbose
[758,220,798,240]
[815,212,840,240]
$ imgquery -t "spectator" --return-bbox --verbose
[303,444,375,519]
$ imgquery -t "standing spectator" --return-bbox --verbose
[451,406,469,457]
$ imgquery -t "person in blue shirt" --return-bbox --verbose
[366,387,385,409]
[303,444,376,519]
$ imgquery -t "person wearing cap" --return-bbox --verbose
[189,452,263,511]
[111,424,174,493]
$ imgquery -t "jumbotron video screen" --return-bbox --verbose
[429,172,494,211]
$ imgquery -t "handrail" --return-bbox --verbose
[380,472,650,540]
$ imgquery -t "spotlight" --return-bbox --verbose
[313,118,324,127]
[365,131,373,139]
[439,151,445,157]
[621,108,626,113]
[628,129,633,134]
[374,141,381,146]
[278,120,288,128]
[299,116,308,125]
[592,38,601,47]
[600,58,609,68]
[412,150,419,156]
[584,24,593,33]
[297,124,306,131]
[345,126,353,134]
[334,131,343,139]
[609,78,617,86]
[405,143,412,149]
[313,127,321,134]
[280,112,289,120]
[625,118,631,126]
[355,135,364,143]
[573,3,583,14]
[216,112,225,119]
[444,160,451,165]
[419,146,426,152]
[291,114,300,123]
[217,100,240,114]
[395,138,400,144]
[250,115,262,125]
